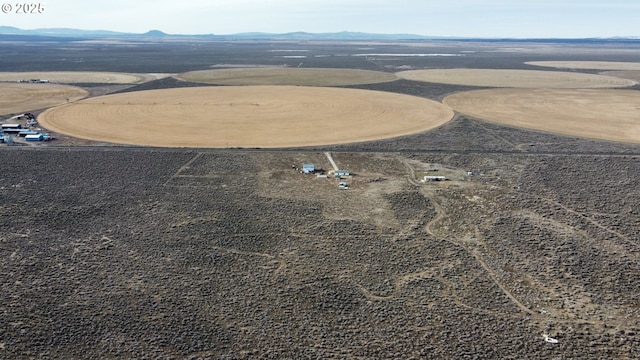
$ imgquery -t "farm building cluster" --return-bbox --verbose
[294,160,352,190]
[17,79,50,84]
[1,113,55,144]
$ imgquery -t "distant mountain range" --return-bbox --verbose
[0,26,638,41]
[0,26,438,40]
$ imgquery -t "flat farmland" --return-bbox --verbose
[175,68,399,86]
[0,83,88,116]
[38,86,453,148]
[600,70,640,82]
[444,88,640,144]
[396,69,638,88]
[1,38,640,359]
[524,61,640,83]
[525,61,640,71]
[0,71,162,84]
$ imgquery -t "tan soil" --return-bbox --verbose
[443,88,640,143]
[38,86,454,148]
[175,68,399,86]
[599,70,640,82]
[396,69,637,88]
[0,71,164,84]
[526,61,640,71]
[0,83,88,116]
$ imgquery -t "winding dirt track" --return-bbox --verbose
[396,157,536,316]
[38,86,454,148]
[444,88,640,144]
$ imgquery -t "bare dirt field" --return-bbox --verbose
[396,69,637,88]
[38,86,454,147]
[174,68,399,86]
[0,83,88,116]
[600,70,640,82]
[0,71,163,84]
[443,88,640,143]
[526,61,640,71]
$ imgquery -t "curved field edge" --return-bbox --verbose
[173,68,400,86]
[37,85,454,148]
[443,88,640,144]
[396,69,638,88]
[0,83,89,116]
[525,61,640,71]
[0,71,168,84]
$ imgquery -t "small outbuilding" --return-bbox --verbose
[423,176,447,181]
[25,134,44,141]
[18,130,40,137]
[302,164,315,174]
[2,128,23,134]
[335,169,350,176]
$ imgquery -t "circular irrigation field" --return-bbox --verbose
[175,68,399,86]
[525,61,640,71]
[0,71,158,84]
[600,70,640,82]
[444,88,640,143]
[396,69,638,88]
[0,83,88,116]
[39,86,454,148]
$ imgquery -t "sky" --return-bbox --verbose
[2,0,639,38]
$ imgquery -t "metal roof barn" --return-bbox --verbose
[25,134,44,141]
[2,128,23,134]
[18,130,40,137]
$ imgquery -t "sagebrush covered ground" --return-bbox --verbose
[1,38,639,359]
[0,145,638,358]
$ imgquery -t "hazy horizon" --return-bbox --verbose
[1,0,639,38]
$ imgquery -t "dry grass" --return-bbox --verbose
[396,69,637,88]
[38,86,454,148]
[526,61,640,71]
[599,70,640,82]
[0,71,164,84]
[443,88,640,143]
[0,83,88,116]
[174,68,399,86]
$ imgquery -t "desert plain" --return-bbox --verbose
[0,37,639,359]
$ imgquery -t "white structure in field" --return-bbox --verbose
[422,176,447,182]
[543,334,559,343]
[302,164,315,174]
